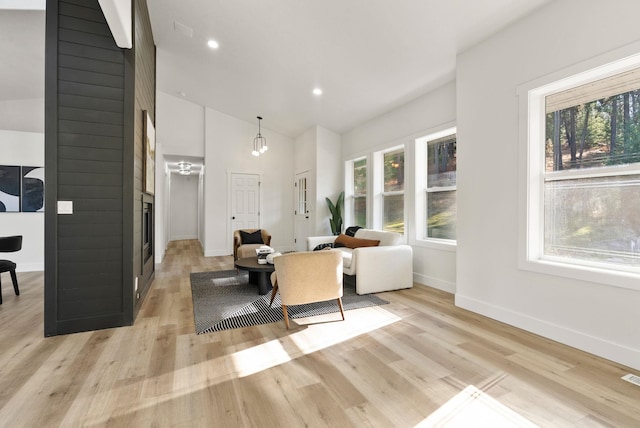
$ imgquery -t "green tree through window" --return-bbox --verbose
[426,133,457,240]
[544,86,640,267]
[383,149,404,233]
[353,158,367,227]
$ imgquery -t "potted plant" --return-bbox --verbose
[325,191,344,235]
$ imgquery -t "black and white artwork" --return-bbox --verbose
[0,165,20,212]
[0,165,45,213]
[22,166,44,212]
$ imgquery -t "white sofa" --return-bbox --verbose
[307,229,413,295]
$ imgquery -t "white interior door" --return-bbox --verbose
[294,171,310,251]
[230,173,260,235]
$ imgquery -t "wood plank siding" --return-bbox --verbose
[44,0,155,335]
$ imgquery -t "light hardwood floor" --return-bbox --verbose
[0,239,639,427]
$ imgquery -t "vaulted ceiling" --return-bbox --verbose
[0,1,553,139]
[148,0,553,137]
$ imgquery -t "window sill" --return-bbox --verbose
[413,238,457,252]
[519,257,640,291]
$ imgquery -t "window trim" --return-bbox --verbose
[345,156,368,228]
[518,49,640,291]
[377,145,406,234]
[415,126,457,247]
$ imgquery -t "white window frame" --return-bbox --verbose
[518,49,640,291]
[374,145,406,234]
[345,156,369,228]
[415,127,457,247]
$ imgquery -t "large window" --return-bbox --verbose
[352,158,367,227]
[526,60,640,279]
[382,148,405,233]
[426,132,457,240]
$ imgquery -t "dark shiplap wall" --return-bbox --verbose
[45,0,155,335]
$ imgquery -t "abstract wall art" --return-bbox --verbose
[0,165,20,212]
[0,165,44,212]
[22,166,45,212]
[143,110,155,195]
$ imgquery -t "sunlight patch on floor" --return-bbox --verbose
[230,337,293,377]
[233,306,401,377]
[74,306,401,426]
[416,385,538,427]
[287,305,401,357]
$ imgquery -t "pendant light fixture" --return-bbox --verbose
[252,116,268,156]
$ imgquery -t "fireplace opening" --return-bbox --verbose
[143,201,153,263]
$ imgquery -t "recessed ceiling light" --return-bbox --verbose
[313,88,323,96]
[207,39,219,49]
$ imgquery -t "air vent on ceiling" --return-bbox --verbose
[622,373,640,387]
[174,21,193,38]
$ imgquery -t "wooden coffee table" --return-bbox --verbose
[234,257,275,295]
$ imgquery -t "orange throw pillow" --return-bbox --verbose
[334,234,380,249]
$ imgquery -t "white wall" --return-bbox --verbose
[169,173,199,240]
[456,0,640,369]
[163,165,172,254]
[316,126,342,235]
[156,91,205,157]
[0,130,44,271]
[293,126,344,237]
[0,99,44,133]
[294,127,316,235]
[342,82,456,155]
[341,82,457,292]
[155,91,206,261]
[294,127,315,175]
[197,168,205,247]
[153,140,167,262]
[204,108,296,256]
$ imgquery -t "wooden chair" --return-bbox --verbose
[233,229,272,260]
[269,250,344,329]
[0,235,22,304]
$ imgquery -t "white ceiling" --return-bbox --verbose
[148,0,552,138]
[0,1,553,139]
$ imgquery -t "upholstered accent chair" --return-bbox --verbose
[233,229,272,261]
[0,235,22,304]
[269,250,344,329]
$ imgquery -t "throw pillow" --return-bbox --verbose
[240,230,264,245]
[334,233,380,249]
[313,243,335,251]
[345,225,362,237]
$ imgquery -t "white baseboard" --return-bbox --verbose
[455,293,640,371]
[413,272,456,293]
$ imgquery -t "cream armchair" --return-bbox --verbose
[233,229,272,260]
[269,250,344,329]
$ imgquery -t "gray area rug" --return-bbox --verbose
[190,270,389,334]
